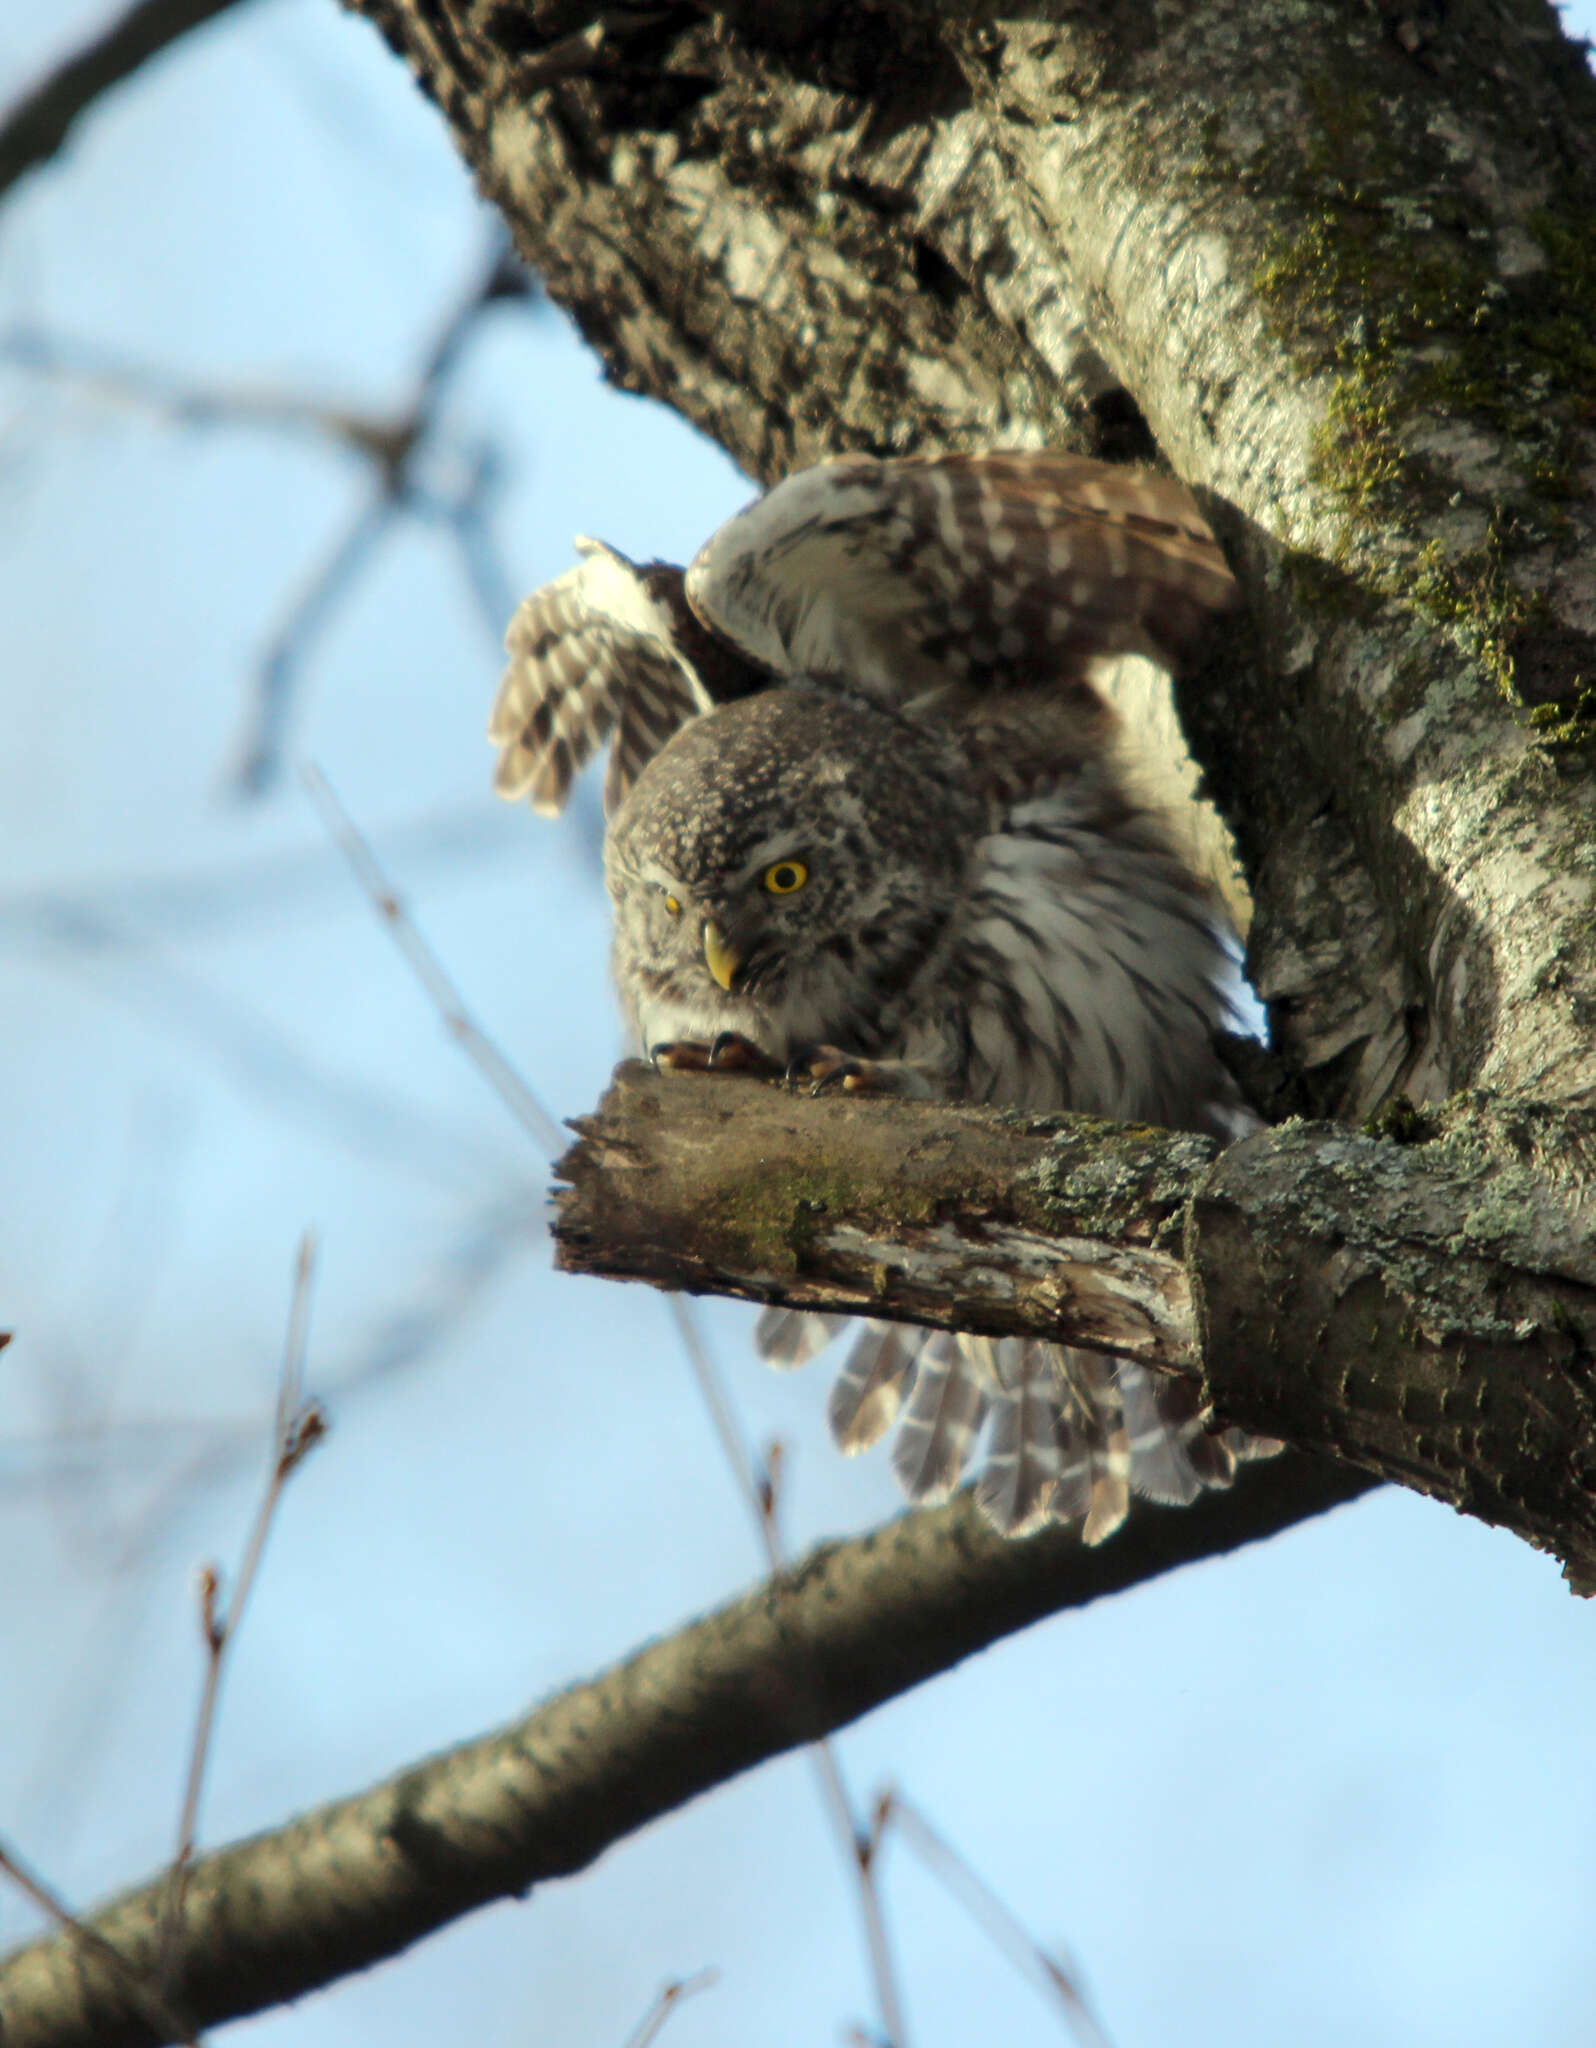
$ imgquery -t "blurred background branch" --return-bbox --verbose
[0,0,250,199]
[0,1456,1369,2048]
[0,234,538,794]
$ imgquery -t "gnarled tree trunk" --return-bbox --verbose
[356,0,1596,1120]
[5,2,1595,2040]
[346,0,1596,1547]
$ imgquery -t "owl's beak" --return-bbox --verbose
[702,920,743,992]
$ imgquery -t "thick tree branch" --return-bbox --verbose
[0,1461,1366,2048]
[555,1065,1596,1587]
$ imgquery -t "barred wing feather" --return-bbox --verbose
[490,539,712,817]
[494,454,1237,815]
[686,451,1238,715]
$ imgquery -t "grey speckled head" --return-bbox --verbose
[609,687,978,889]
[604,686,983,1057]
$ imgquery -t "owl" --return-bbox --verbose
[491,450,1275,1542]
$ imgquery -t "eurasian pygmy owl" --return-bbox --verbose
[491,450,1272,1541]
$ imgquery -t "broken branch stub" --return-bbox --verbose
[554,1067,1596,1588]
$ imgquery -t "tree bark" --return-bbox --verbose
[0,1462,1367,2048]
[555,1063,1596,1587]
[10,0,1594,2036]
[337,0,1596,1581]
[337,0,1596,1575]
[347,0,1596,1124]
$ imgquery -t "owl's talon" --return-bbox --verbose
[803,1045,868,1094]
[784,1043,822,1086]
[798,1046,931,1097]
[649,1034,779,1076]
[707,1031,779,1074]
[649,1039,710,1071]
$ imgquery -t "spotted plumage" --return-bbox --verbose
[492,450,1277,1541]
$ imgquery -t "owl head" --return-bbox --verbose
[604,687,981,1058]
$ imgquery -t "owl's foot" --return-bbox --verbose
[648,1032,782,1076]
[795,1046,933,1097]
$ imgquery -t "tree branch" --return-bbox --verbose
[554,1065,1596,1588]
[0,0,249,201]
[0,1461,1366,2048]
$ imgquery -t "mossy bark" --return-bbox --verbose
[344,0,1596,1571]
[348,0,1596,1119]
[557,1066,1596,1587]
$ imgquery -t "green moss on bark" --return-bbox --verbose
[1223,70,1596,736]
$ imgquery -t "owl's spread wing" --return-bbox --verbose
[685,451,1239,712]
[494,453,1235,814]
[490,539,763,817]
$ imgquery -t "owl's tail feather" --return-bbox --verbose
[975,1340,1064,1536]
[828,1322,915,1452]
[890,1332,989,1501]
[1046,1347,1133,1545]
[754,1305,847,1369]
[1117,1359,1206,1508]
[754,1309,1282,1541]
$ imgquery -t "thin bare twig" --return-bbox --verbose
[237,499,391,796]
[2,1182,535,1869]
[0,1834,203,2046]
[233,237,529,791]
[619,1966,719,2048]
[873,1792,1114,2048]
[816,1745,908,2048]
[666,1298,909,2048]
[158,1233,327,1978]
[309,766,911,2043]
[303,764,567,1156]
[447,446,517,636]
[0,797,513,951]
[0,237,532,795]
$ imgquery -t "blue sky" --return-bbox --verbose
[2,6,1595,2044]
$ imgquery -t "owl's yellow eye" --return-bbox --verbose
[664,894,682,917]
[763,860,808,896]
